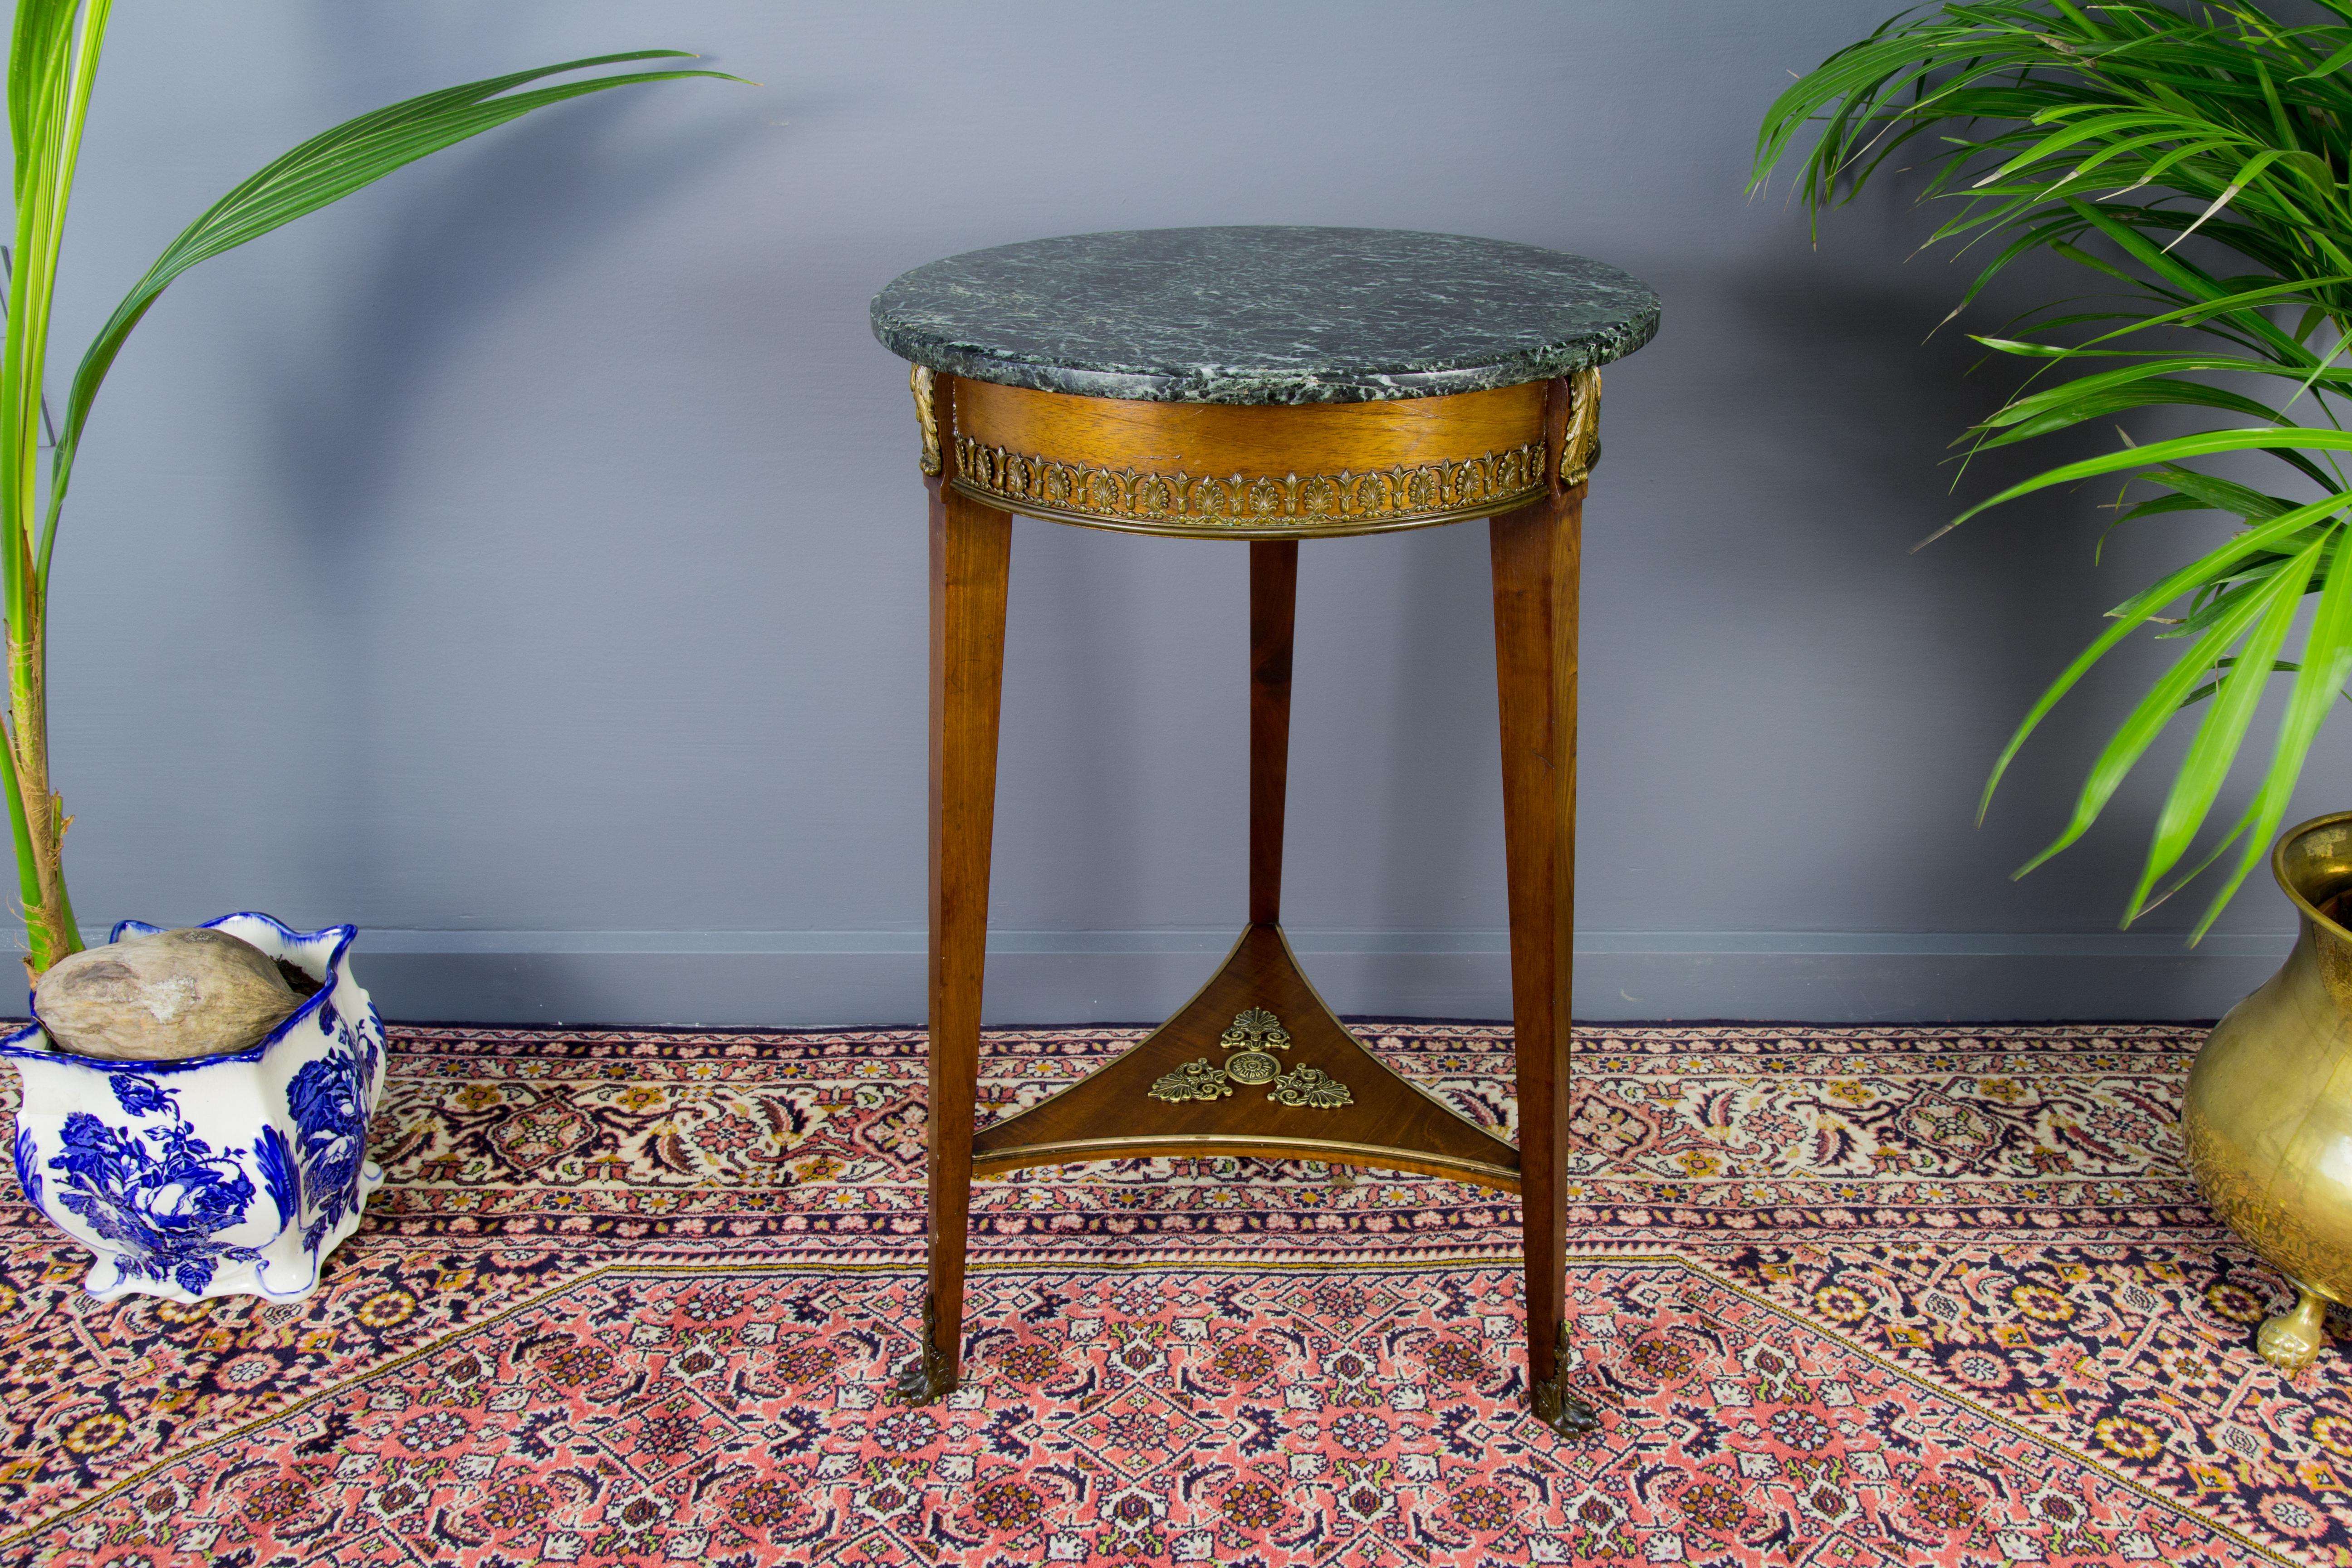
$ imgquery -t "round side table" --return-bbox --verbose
[871,226,1658,1437]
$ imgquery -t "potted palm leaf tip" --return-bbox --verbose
[1754,0,2352,1371]
[0,3,741,1304]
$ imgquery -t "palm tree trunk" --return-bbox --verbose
[7,598,73,975]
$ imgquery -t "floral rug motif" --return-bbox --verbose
[0,1022,2344,1565]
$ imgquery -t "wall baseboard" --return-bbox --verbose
[217,928,2286,1027]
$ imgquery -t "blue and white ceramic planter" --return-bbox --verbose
[0,914,385,1303]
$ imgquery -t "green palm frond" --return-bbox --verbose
[39,51,745,583]
[0,5,742,972]
[1754,0,2352,937]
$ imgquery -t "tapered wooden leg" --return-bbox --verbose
[897,477,1012,1405]
[1490,487,1595,1437]
[1250,540,1299,926]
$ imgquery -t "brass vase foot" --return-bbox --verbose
[2257,1286,2331,1374]
[2183,812,2352,1373]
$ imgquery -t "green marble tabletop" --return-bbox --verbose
[871,226,1658,406]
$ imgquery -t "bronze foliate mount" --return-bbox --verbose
[1558,368,1601,490]
[1148,1007,1353,1109]
[910,364,942,477]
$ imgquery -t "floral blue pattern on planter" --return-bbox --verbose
[0,914,385,1302]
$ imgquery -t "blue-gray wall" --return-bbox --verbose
[29,1,2324,1023]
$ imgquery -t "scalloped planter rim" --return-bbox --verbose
[0,913,385,1302]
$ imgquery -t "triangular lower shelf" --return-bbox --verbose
[970,923,1521,1192]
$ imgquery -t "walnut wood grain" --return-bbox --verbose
[970,922,1522,1189]
[901,368,1600,1430]
[1249,540,1298,926]
[1489,481,1583,1412]
[948,378,1550,539]
[917,373,1011,1397]
[958,377,1545,473]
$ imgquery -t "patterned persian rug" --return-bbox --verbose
[0,1022,2345,1566]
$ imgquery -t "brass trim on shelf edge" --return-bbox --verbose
[947,435,1550,539]
[970,1132,1523,1194]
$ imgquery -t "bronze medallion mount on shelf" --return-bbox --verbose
[893,363,1603,1440]
[1147,1004,1354,1108]
[979,929,1508,1185]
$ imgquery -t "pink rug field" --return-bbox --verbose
[0,1022,2340,1565]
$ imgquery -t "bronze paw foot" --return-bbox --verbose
[889,1289,958,1404]
[890,1348,956,1405]
[1529,1324,1599,1436]
[1531,1383,1599,1437]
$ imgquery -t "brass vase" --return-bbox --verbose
[2183,810,2352,1372]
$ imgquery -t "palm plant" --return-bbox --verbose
[1,2,736,975]
[1754,0,2352,937]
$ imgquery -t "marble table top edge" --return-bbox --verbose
[870,225,1660,406]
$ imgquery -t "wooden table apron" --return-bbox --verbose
[902,367,1599,1436]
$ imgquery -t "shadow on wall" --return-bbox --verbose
[246,93,753,913]
[989,520,1252,934]
[1331,521,1500,933]
[1715,257,2179,928]
[259,105,749,527]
